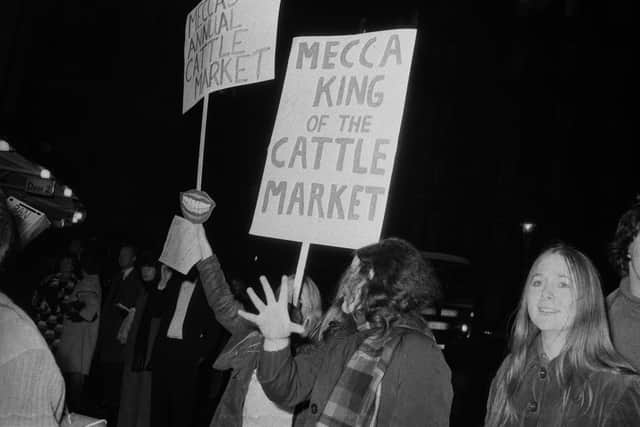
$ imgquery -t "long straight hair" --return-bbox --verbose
[485,243,636,426]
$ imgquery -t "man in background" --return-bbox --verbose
[96,244,143,425]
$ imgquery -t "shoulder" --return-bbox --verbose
[606,287,621,308]
[392,330,449,372]
[0,297,48,364]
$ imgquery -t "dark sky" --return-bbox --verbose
[1,0,635,329]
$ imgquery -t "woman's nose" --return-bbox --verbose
[541,285,553,299]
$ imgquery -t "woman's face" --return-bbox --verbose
[526,253,577,336]
[141,265,157,282]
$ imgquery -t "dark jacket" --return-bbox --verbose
[256,324,453,426]
[151,275,224,365]
[485,346,640,427]
[98,269,143,363]
[607,277,640,371]
[196,255,268,427]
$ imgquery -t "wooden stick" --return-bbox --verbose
[293,241,310,307]
[196,93,210,190]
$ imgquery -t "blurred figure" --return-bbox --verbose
[150,264,226,427]
[0,191,66,426]
[608,201,640,370]
[485,244,640,426]
[118,252,172,427]
[195,226,322,427]
[31,254,80,353]
[96,243,143,425]
[56,247,102,413]
[240,237,452,427]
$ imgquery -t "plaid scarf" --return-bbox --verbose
[317,320,430,427]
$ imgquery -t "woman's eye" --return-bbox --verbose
[558,282,570,288]
[531,280,542,287]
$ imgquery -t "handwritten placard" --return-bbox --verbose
[183,0,281,112]
[250,30,417,249]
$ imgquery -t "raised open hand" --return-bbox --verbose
[238,275,305,345]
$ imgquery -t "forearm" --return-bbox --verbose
[257,343,319,407]
[196,255,249,334]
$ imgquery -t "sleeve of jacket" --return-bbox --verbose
[257,342,325,407]
[196,254,250,335]
[605,378,640,427]
[379,333,453,427]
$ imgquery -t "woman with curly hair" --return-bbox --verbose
[484,243,640,426]
[238,237,453,427]
[607,201,640,370]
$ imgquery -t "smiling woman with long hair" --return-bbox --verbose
[484,243,640,427]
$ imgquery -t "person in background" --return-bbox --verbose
[31,254,80,354]
[150,264,227,427]
[118,252,172,427]
[607,201,640,371]
[194,226,323,427]
[96,243,143,425]
[0,190,66,426]
[56,247,102,413]
[485,243,640,426]
[239,237,452,427]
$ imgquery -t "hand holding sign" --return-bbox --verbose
[238,275,305,350]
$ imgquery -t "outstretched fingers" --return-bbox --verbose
[238,310,260,325]
[246,287,266,312]
[259,276,277,305]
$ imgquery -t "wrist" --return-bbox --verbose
[263,337,289,352]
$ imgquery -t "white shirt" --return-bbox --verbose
[242,369,293,427]
[121,267,134,281]
[166,281,196,339]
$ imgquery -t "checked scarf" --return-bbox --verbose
[317,320,432,427]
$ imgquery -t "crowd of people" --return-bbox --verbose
[2,188,640,426]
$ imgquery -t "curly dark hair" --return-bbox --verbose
[609,201,640,278]
[320,237,441,338]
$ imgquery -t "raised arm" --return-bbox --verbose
[195,225,252,335]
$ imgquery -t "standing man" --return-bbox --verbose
[608,201,640,370]
[97,244,143,425]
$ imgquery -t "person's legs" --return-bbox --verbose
[65,372,86,413]
[168,362,199,427]
[150,361,171,427]
[101,362,123,425]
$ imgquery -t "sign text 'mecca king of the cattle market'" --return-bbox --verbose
[250,29,416,249]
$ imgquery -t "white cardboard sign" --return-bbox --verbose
[250,29,417,249]
[159,215,202,275]
[182,0,281,113]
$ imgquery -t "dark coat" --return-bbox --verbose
[485,347,640,426]
[256,325,453,426]
[98,269,143,364]
[151,275,225,365]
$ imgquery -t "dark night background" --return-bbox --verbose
[0,0,634,424]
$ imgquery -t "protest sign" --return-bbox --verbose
[182,0,281,113]
[159,215,202,275]
[6,196,51,247]
[250,29,417,250]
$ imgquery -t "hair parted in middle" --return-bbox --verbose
[485,242,636,426]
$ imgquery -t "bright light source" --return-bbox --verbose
[253,256,258,262]
[0,140,11,151]
[72,211,83,223]
[522,222,535,233]
[40,169,51,179]
[461,323,469,333]
[63,187,73,197]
